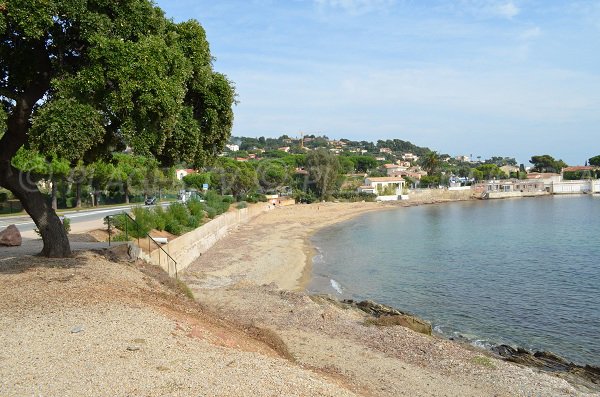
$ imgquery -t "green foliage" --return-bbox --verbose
[182,173,210,190]
[204,190,231,214]
[130,207,154,237]
[421,151,440,176]
[332,191,377,202]
[255,159,290,192]
[305,149,342,199]
[529,155,567,173]
[186,199,205,218]
[351,156,378,173]
[420,175,440,187]
[471,169,484,182]
[236,201,248,209]
[476,164,507,180]
[29,99,105,161]
[589,155,600,167]
[111,232,132,242]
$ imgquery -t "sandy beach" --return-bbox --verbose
[182,200,599,396]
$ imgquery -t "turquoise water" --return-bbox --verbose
[309,195,600,366]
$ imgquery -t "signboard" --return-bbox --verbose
[202,183,209,191]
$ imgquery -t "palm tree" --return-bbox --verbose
[422,151,440,176]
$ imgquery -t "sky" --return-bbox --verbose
[154,0,600,165]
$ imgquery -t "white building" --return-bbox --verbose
[225,144,239,152]
[358,177,406,197]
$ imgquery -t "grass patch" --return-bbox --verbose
[175,279,194,299]
[472,355,496,369]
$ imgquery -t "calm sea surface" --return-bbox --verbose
[308,195,600,366]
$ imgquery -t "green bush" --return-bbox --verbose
[111,232,131,242]
[236,201,248,209]
[130,207,153,237]
[166,202,189,224]
[165,219,184,235]
[186,199,204,218]
[221,195,235,204]
[203,205,217,219]
[152,206,167,231]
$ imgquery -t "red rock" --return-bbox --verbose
[0,224,22,246]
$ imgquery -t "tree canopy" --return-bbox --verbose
[0,0,236,256]
[529,155,567,173]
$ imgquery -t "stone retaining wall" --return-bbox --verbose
[131,203,273,276]
[408,188,476,202]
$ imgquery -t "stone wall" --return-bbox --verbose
[133,204,273,276]
[408,188,476,202]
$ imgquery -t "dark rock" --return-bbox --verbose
[491,344,600,390]
[0,224,22,246]
[312,295,432,335]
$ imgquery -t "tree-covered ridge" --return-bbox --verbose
[0,0,235,256]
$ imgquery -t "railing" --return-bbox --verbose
[105,212,179,278]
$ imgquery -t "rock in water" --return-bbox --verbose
[0,224,22,247]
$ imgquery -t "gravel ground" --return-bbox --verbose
[0,252,357,396]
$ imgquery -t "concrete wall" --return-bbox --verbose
[134,204,273,276]
[487,191,548,199]
[552,180,594,194]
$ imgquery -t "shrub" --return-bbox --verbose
[166,202,190,225]
[236,201,248,209]
[152,206,167,231]
[164,219,184,235]
[221,195,235,204]
[130,207,153,237]
[203,205,217,219]
[186,198,204,218]
[111,232,131,242]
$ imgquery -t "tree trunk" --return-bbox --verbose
[124,184,129,204]
[51,181,58,210]
[0,165,71,257]
[75,183,82,208]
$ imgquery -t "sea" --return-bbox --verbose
[308,195,600,367]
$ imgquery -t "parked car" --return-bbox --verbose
[144,196,157,205]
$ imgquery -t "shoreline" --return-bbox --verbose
[181,197,600,396]
[294,199,600,385]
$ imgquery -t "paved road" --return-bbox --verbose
[0,202,171,234]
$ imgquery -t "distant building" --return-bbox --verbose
[379,148,392,154]
[402,153,419,162]
[382,163,407,176]
[176,169,197,180]
[278,146,291,153]
[225,144,239,152]
[455,155,470,162]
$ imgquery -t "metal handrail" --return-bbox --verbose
[105,211,179,278]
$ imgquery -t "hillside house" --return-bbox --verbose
[176,169,196,180]
[358,177,406,196]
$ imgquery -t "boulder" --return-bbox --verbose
[0,224,22,246]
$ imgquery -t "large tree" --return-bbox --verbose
[589,155,600,167]
[529,155,567,173]
[0,1,235,256]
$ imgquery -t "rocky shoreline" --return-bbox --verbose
[318,294,600,392]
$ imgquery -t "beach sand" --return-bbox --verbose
[183,201,599,397]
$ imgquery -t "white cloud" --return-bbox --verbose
[314,0,395,15]
[496,1,520,18]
